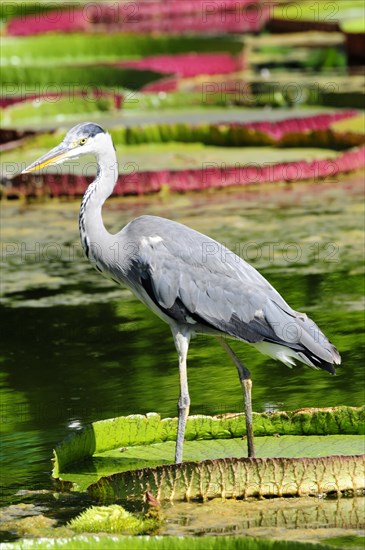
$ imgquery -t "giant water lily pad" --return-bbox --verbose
[331,113,365,134]
[2,108,363,151]
[89,454,364,503]
[1,65,164,95]
[1,34,242,67]
[5,140,364,197]
[52,406,365,500]
[1,143,340,177]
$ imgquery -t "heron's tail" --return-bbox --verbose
[252,303,341,374]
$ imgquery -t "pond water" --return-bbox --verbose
[0,174,364,541]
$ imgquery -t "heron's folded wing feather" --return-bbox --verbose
[137,233,284,340]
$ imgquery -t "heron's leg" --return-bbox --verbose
[172,326,191,464]
[218,338,256,458]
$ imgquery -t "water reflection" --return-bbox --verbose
[163,497,365,537]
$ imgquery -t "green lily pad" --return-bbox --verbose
[1,96,115,127]
[1,34,243,67]
[331,113,365,134]
[89,454,364,502]
[1,65,164,94]
[341,18,365,33]
[52,406,364,497]
[1,142,342,180]
[56,435,365,493]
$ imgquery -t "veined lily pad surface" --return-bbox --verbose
[52,406,365,498]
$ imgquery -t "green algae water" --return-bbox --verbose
[0,175,364,541]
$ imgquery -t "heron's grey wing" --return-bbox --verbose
[126,225,274,336]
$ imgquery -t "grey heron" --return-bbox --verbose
[23,122,341,463]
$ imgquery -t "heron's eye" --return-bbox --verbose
[79,137,87,146]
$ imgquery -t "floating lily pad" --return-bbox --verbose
[1,34,243,66]
[52,406,365,498]
[1,142,339,176]
[0,110,359,153]
[330,113,365,134]
[1,65,164,94]
[91,454,364,502]
[5,141,364,197]
[341,18,365,33]
[1,96,115,127]
[3,108,362,152]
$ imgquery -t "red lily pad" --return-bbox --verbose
[7,144,365,198]
[118,53,243,78]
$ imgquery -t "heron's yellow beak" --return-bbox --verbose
[22,144,70,174]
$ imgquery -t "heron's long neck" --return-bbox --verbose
[79,144,118,264]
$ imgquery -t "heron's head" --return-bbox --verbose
[22,122,111,174]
